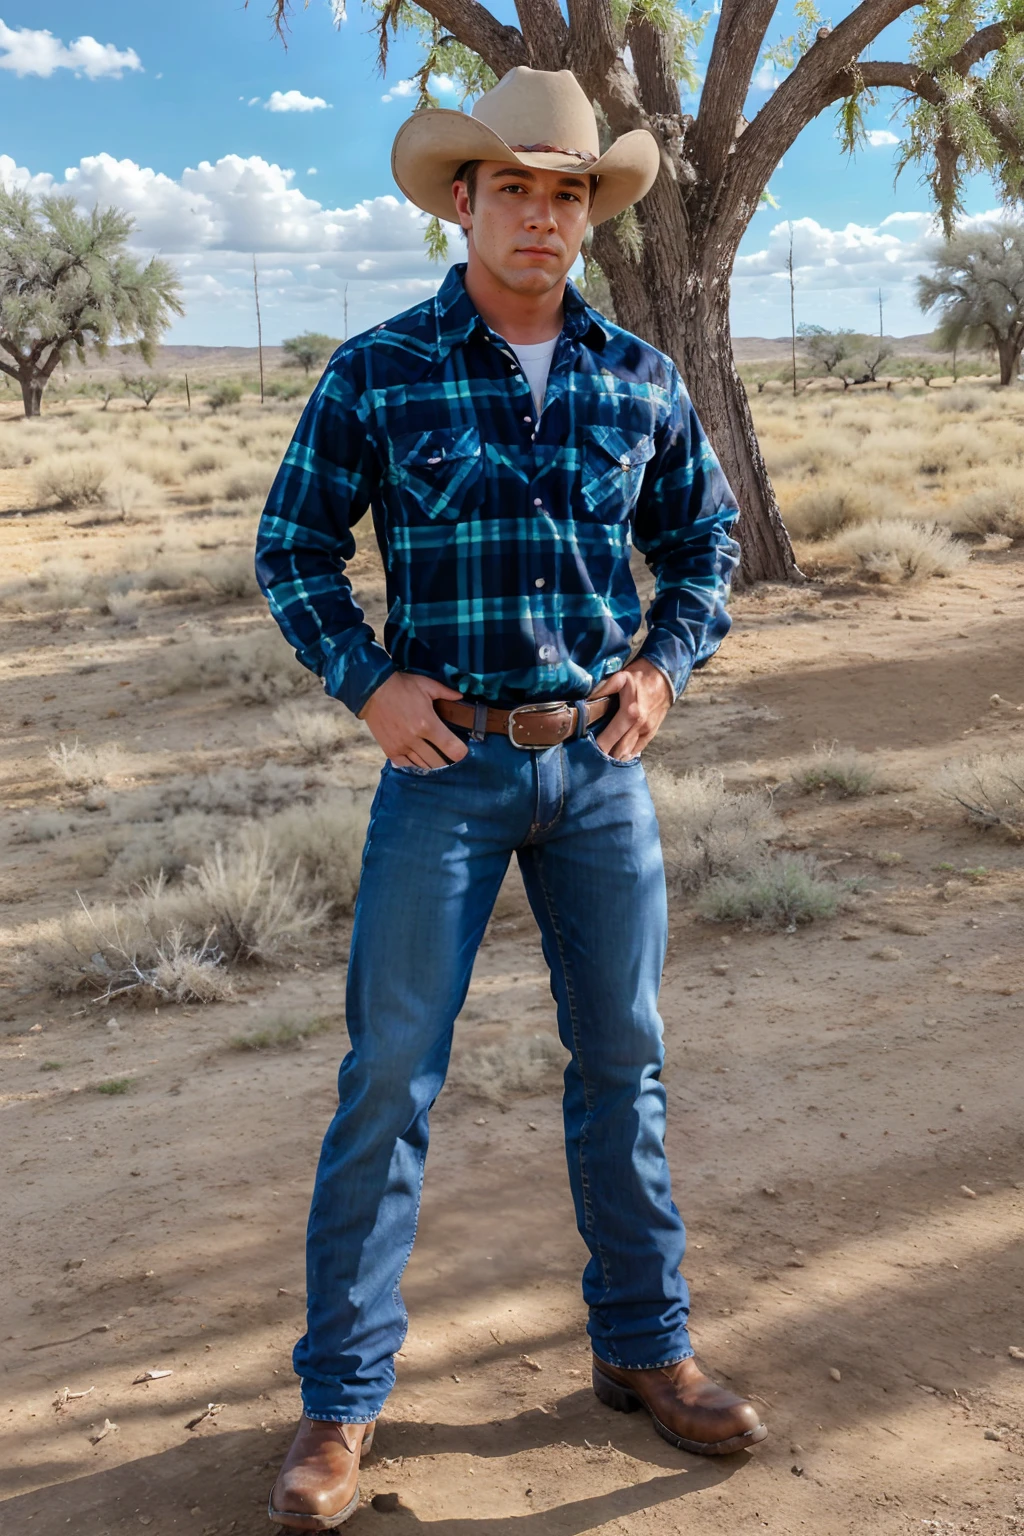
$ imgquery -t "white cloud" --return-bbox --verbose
[0,150,460,345]
[381,73,458,103]
[264,89,330,113]
[307,167,318,176]
[732,208,1005,334]
[865,128,900,147]
[751,61,786,92]
[0,19,141,79]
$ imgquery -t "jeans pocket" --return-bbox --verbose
[584,728,642,768]
[387,743,474,777]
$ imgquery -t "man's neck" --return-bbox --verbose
[462,256,564,346]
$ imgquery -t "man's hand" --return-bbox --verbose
[587,658,673,760]
[359,671,469,770]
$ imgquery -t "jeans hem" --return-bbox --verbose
[591,1344,694,1372]
[300,1405,386,1425]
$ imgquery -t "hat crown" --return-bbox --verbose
[470,67,600,159]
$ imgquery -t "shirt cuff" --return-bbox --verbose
[637,633,693,704]
[322,639,396,717]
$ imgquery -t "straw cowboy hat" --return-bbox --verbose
[391,65,661,227]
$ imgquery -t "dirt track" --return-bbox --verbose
[2,499,1023,1535]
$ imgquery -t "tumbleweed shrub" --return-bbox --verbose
[154,622,315,703]
[46,739,125,790]
[34,456,109,509]
[29,826,330,1004]
[695,853,842,929]
[647,766,778,895]
[824,519,970,583]
[782,482,876,541]
[936,750,1024,841]
[946,472,1024,542]
[446,1030,565,1106]
[792,741,881,798]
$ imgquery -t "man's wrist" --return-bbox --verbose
[633,654,676,707]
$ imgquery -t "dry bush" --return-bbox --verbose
[447,1030,564,1105]
[792,741,880,798]
[273,701,353,761]
[648,766,777,895]
[222,469,273,503]
[826,519,970,582]
[193,829,329,962]
[261,791,371,913]
[110,762,318,829]
[947,473,1024,541]
[107,810,224,888]
[46,739,124,789]
[696,853,842,928]
[155,623,314,703]
[34,457,108,509]
[784,482,876,541]
[196,549,260,600]
[105,590,143,627]
[935,387,986,413]
[937,751,1024,839]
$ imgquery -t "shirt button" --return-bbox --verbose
[534,577,545,588]
[523,415,532,423]
[533,497,542,507]
[538,645,554,661]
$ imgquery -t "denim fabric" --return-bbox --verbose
[254,261,741,717]
[294,722,692,1421]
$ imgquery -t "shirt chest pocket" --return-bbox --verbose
[388,426,483,523]
[580,425,656,522]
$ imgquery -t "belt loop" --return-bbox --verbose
[573,699,589,740]
[471,702,488,742]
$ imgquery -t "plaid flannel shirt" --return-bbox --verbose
[255,260,741,716]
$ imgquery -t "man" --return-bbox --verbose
[256,65,762,1532]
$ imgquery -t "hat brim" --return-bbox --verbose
[391,107,660,227]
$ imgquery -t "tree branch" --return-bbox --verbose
[380,0,526,78]
[692,0,780,182]
[720,0,920,227]
[0,357,20,383]
[565,0,621,89]
[827,59,942,105]
[949,21,1008,74]
[511,0,568,67]
[625,9,680,118]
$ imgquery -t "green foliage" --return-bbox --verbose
[763,0,825,70]
[95,1077,133,1095]
[917,221,1024,381]
[0,187,183,416]
[696,853,842,928]
[281,331,339,375]
[207,379,244,411]
[123,374,167,409]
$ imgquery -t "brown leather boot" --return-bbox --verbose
[268,1415,376,1530]
[593,1354,767,1455]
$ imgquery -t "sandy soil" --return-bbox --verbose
[1,480,1023,1536]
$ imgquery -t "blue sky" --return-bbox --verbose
[0,1,1005,345]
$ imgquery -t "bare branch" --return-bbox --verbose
[949,21,1008,74]
[380,0,526,77]
[511,0,568,68]
[0,357,19,382]
[722,0,919,225]
[832,60,941,105]
[692,0,780,182]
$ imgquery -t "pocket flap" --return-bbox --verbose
[585,425,655,469]
[391,426,481,470]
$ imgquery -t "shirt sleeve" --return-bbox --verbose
[632,364,742,701]
[254,348,396,717]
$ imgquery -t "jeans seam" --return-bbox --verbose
[593,1348,695,1372]
[532,849,613,1298]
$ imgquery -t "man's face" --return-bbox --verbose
[452,159,593,296]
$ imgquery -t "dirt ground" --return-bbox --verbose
[1,450,1023,1536]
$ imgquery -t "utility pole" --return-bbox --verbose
[253,255,265,405]
[787,223,797,397]
[343,282,349,343]
[878,287,884,341]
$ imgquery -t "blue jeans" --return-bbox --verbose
[294,717,693,1421]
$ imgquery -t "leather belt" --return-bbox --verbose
[435,695,613,749]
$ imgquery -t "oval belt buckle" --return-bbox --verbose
[507,701,572,749]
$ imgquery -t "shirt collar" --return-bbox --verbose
[435,260,610,358]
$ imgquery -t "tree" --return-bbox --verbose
[917,222,1024,387]
[799,323,859,382]
[124,373,167,410]
[0,189,182,419]
[282,331,340,376]
[254,0,1024,584]
[854,336,894,382]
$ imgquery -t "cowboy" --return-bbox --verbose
[256,65,763,1532]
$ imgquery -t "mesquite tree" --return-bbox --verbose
[917,221,1024,385]
[260,0,1024,581]
[0,189,182,418]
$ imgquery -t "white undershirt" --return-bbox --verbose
[508,335,560,417]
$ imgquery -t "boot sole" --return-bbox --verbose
[267,1424,374,1530]
[592,1363,768,1456]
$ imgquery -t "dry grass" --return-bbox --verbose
[937,750,1024,840]
[46,739,124,789]
[154,623,315,702]
[648,766,778,895]
[272,702,354,761]
[792,741,882,798]
[825,519,970,583]
[446,1030,564,1105]
[696,853,843,929]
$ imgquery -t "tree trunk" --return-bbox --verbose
[20,375,43,417]
[996,336,1019,387]
[593,216,800,585]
